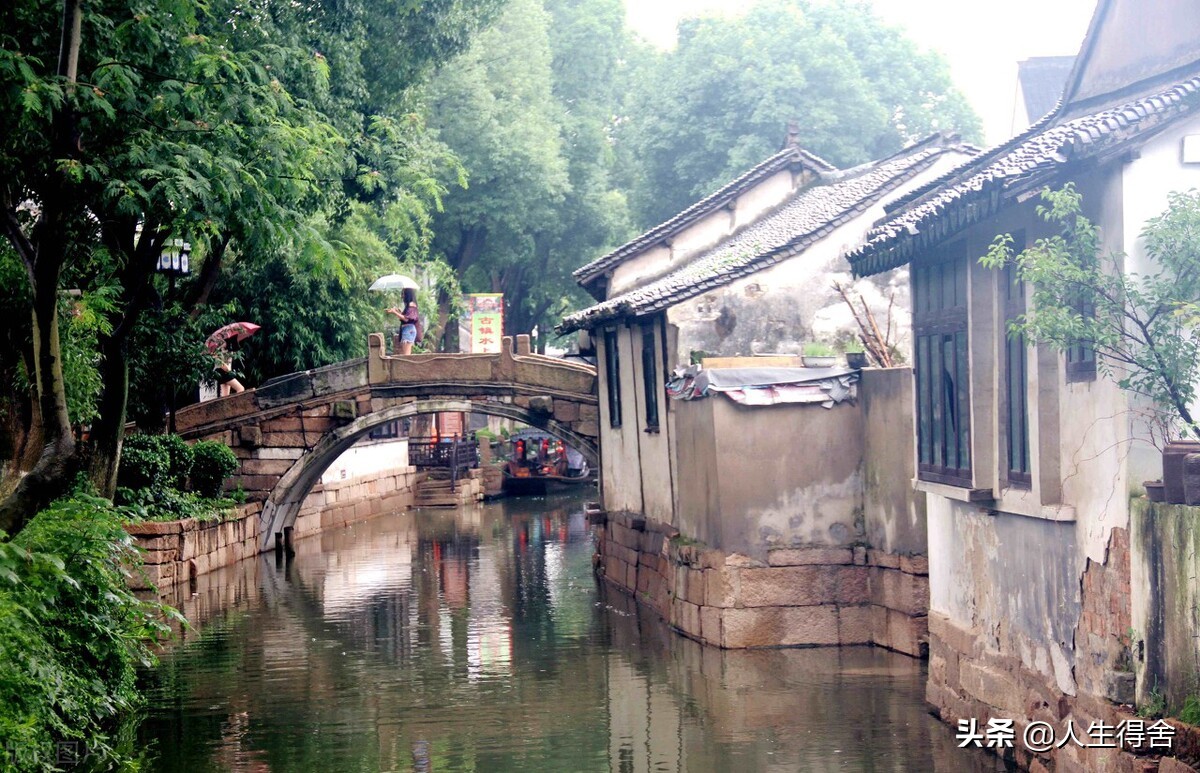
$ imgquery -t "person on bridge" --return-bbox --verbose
[387,288,422,355]
[213,338,246,397]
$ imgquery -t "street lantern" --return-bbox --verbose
[157,238,191,275]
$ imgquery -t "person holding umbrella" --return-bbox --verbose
[386,288,422,355]
[213,339,245,396]
[206,322,260,397]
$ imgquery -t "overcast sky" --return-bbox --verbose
[623,0,1098,146]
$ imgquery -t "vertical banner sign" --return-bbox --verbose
[467,294,504,353]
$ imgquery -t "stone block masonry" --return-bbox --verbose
[597,512,929,656]
[125,465,418,591]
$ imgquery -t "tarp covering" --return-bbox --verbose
[666,365,859,408]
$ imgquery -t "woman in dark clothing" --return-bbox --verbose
[387,288,421,355]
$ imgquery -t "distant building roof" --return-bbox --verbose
[571,145,836,290]
[1017,56,1075,125]
[848,74,1200,278]
[560,135,974,333]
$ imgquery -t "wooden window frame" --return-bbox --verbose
[1065,333,1097,383]
[1002,247,1031,488]
[913,242,973,487]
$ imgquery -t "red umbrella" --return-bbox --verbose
[206,321,261,352]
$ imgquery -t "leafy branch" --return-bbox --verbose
[980,184,1200,441]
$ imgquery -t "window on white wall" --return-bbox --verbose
[641,324,660,431]
[604,328,622,428]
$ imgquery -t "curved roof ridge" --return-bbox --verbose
[572,146,836,286]
[560,143,962,334]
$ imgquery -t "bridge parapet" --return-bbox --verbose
[366,333,595,397]
[175,358,367,439]
[167,334,599,540]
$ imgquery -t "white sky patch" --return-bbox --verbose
[623,0,1098,145]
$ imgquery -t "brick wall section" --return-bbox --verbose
[1076,527,1134,701]
[126,503,264,591]
[596,512,929,656]
[924,527,1167,772]
[126,466,418,591]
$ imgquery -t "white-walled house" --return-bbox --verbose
[561,134,975,526]
[559,135,976,654]
[848,0,1200,767]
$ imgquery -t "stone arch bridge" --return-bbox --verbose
[173,334,598,549]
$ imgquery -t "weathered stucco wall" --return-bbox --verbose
[633,318,674,524]
[927,501,1082,695]
[860,368,926,555]
[673,395,864,561]
[597,319,673,523]
[662,151,971,365]
[608,169,797,298]
[319,437,410,484]
[1131,499,1200,710]
[597,326,645,516]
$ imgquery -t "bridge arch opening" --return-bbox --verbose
[258,398,598,549]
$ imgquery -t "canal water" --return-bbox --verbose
[138,492,1012,772]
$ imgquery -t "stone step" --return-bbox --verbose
[414,494,465,507]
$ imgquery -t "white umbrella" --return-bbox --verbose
[369,274,419,292]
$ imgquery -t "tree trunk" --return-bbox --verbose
[86,333,131,498]
[0,271,76,534]
[0,0,84,533]
[185,233,230,317]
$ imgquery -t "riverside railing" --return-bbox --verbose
[407,435,479,491]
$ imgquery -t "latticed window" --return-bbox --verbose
[1065,294,1097,382]
[913,242,972,486]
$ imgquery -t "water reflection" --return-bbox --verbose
[140,493,1011,772]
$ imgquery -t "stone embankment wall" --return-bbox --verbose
[597,512,929,656]
[126,465,419,591]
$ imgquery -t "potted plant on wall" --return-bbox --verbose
[844,338,869,369]
[802,342,837,368]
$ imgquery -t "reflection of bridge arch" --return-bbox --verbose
[259,398,598,549]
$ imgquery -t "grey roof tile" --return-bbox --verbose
[848,75,1200,278]
[559,139,971,333]
[572,146,836,287]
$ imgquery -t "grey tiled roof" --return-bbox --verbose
[572,146,836,287]
[849,75,1200,278]
[559,138,971,334]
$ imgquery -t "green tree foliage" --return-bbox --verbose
[425,0,631,340]
[0,0,500,528]
[617,0,982,228]
[0,494,173,770]
[982,185,1200,440]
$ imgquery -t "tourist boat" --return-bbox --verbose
[501,431,595,496]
